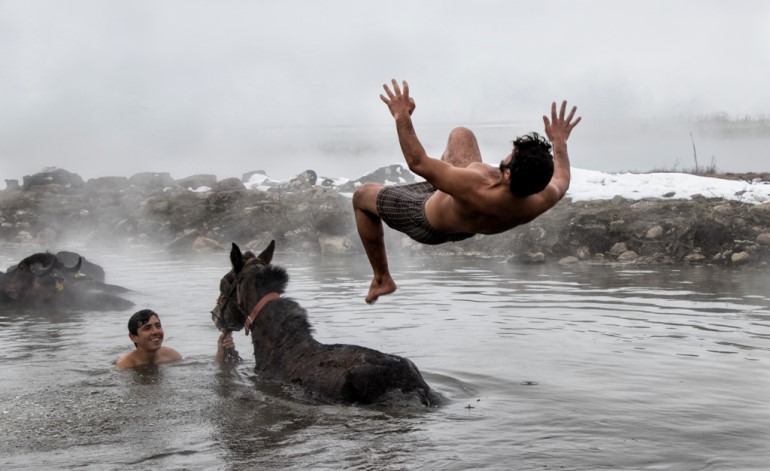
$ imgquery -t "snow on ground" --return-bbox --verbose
[568,168,770,204]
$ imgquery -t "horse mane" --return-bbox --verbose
[251,265,289,295]
[251,264,316,337]
[265,297,315,338]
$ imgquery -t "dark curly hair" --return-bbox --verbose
[502,132,553,198]
[128,309,160,336]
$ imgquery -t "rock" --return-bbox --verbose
[684,253,706,263]
[287,170,317,190]
[756,233,770,246]
[165,230,200,252]
[177,174,217,190]
[128,172,178,191]
[212,178,246,192]
[149,199,171,213]
[86,176,130,191]
[693,221,730,247]
[337,165,417,192]
[559,256,579,265]
[611,195,626,205]
[609,242,629,257]
[511,252,546,264]
[247,233,277,252]
[314,213,354,236]
[319,234,352,254]
[23,168,84,191]
[242,170,267,182]
[617,250,639,262]
[193,236,226,253]
[731,251,750,265]
[576,246,591,259]
[645,225,664,239]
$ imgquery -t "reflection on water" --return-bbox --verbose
[1,247,769,470]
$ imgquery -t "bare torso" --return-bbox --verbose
[116,346,182,369]
[423,162,553,235]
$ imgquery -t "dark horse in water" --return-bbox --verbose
[0,251,134,310]
[211,241,433,406]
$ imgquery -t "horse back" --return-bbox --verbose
[276,343,430,405]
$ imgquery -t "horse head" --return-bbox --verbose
[211,240,280,333]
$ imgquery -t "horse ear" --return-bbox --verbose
[257,240,275,265]
[230,243,244,273]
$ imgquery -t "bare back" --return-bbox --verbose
[423,162,561,235]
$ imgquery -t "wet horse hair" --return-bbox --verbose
[212,241,433,406]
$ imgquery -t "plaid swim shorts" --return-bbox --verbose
[375,182,475,245]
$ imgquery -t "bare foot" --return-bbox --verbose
[365,275,397,304]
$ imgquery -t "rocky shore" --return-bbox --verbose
[3,167,770,267]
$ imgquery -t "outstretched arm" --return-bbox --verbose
[380,79,491,195]
[380,79,478,194]
[542,100,581,200]
[380,79,441,178]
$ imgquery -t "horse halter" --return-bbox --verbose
[243,291,280,335]
[214,256,280,336]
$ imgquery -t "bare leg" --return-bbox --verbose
[441,127,483,168]
[352,183,397,303]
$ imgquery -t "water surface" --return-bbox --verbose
[1,247,768,470]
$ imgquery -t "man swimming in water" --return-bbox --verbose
[352,79,581,303]
[116,309,183,368]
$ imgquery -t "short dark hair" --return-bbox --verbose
[506,132,553,198]
[128,309,159,336]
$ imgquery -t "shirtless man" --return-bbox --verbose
[352,79,581,303]
[116,309,183,369]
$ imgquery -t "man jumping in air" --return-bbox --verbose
[352,79,581,303]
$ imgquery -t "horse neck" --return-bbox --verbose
[251,300,317,356]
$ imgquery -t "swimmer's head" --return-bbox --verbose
[500,132,553,198]
[128,309,160,336]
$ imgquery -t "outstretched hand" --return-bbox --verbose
[380,79,416,120]
[218,332,235,350]
[543,101,581,143]
[216,331,241,364]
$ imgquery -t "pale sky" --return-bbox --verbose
[2,0,769,184]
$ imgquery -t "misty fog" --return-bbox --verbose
[2,0,770,187]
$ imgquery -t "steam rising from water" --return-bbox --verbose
[2,1,769,184]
